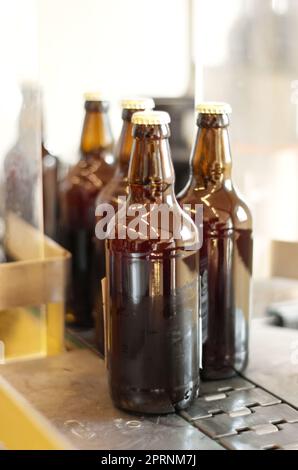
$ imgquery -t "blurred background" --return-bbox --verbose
[1,0,298,306]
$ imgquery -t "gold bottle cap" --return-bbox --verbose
[132,110,171,125]
[84,92,107,102]
[120,97,155,110]
[196,101,232,115]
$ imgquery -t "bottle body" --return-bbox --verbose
[94,108,134,352]
[178,107,253,380]
[59,99,114,327]
[42,144,59,240]
[179,182,252,379]
[106,113,200,413]
[94,170,128,349]
[107,240,199,413]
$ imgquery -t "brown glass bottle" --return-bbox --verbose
[42,142,59,240]
[106,111,200,414]
[94,98,154,354]
[59,95,114,327]
[178,102,253,380]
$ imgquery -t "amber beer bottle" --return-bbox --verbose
[94,97,154,353]
[97,98,155,207]
[178,102,253,380]
[42,142,59,240]
[59,94,114,326]
[106,111,200,413]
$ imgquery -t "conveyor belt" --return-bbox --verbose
[1,321,297,450]
[180,376,298,450]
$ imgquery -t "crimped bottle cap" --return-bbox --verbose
[84,92,106,102]
[120,97,155,110]
[196,102,232,115]
[132,110,171,125]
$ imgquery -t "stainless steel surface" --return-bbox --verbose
[178,321,298,450]
[200,377,254,395]
[246,320,298,407]
[181,388,281,421]
[1,320,298,450]
[219,423,298,450]
[193,404,298,438]
[0,349,222,450]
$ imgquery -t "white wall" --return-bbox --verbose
[0,0,39,158]
[194,0,298,277]
[37,0,190,163]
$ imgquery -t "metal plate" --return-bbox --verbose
[0,349,223,450]
[200,377,254,396]
[219,423,298,450]
[2,321,298,451]
[194,404,298,438]
[181,388,281,421]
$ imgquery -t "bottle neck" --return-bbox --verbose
[128,124,176,203]
[80,101,113,159]
[41,142,48,158]
[190,113,232,189]
[114,109,135,173]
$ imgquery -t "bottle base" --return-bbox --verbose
[201,351,248,381]
[110,379,200,415]
[66,315,94,329]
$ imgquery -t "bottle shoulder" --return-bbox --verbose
[105,199,199,252]
[178,181,252,230]
[95,173,129,207]
[60,157,115,196]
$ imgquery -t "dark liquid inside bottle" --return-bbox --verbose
[106,117,200,413]
[178,110,253,380]
[107,245,199,413]
[201,225,252,379]
[59,99,114,327]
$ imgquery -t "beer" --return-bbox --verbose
[59,94,114,327]
[94,97,154,353]
[178,102,253,380]
[106,111,200,413]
